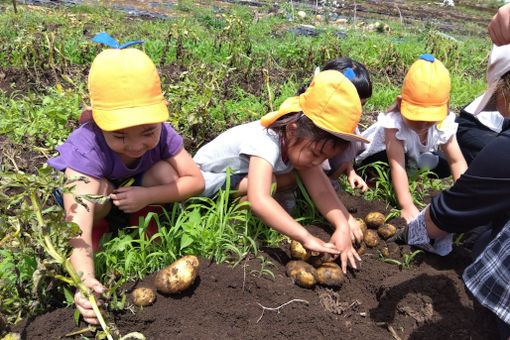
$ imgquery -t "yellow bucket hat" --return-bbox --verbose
[401,54,450,122]
[88,33,169,131]
[261,70,369,143]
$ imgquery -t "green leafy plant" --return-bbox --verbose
[250,256,275,279]
[379,249,424,269]
[0,165,144,339]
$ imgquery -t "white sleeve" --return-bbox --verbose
[435,111,459,144]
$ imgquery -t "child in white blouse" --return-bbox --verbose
[355,54,467,223]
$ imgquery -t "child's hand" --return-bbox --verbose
[74,276,104,325]
[401,205,420,224]
[301,235,340,256]
[329,228,361,273]
[348,218,364,243]
[347,172,368,193]
[110,186,149,213]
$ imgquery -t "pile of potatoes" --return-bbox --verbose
[286,240,344,289]
[356,212,397,255]
[131,255,200,307]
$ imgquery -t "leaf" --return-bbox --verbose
[63,287,74,306]
[180,234,194,250]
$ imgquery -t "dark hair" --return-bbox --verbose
[296,58,372,100]
[495,70,510,112]
[267,112,350,152]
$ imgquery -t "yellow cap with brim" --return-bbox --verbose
[89,48,169,131]
[401,54,450,122]
[261,70,369,144]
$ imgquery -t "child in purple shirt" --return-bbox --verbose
[47,33,204,325]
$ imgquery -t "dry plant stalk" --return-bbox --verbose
[256,299,309,323]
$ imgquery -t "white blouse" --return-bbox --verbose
[355,111,458,170]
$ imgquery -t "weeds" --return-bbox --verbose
[357,161,449,211]
[379,250,424,269]
[250,256,276,279]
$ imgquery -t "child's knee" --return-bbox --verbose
[143,161,178,186]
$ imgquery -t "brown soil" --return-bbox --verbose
[11,191,497,340]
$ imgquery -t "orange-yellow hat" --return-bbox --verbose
[88,44,168,131]
[401,54,450,122]
[260,70,369,143]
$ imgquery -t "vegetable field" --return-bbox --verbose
[0,0,502,339]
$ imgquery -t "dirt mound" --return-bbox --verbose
[11,191,497,340]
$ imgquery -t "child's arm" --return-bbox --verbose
[343,162,368,193]
[440,134,468,182]
[328,162,368,192]
[63,168,108,325]
[246,156,340,256]
[110,147,204,213]
[298,165,362,273]
[385,128,420,223]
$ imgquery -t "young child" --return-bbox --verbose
[193,70,369,273]
[47,33,204,325]
[355,54,467,223]
[297,57,373,192]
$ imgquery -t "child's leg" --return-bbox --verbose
[141,160,179,187]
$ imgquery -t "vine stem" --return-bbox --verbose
[30,191,113,340]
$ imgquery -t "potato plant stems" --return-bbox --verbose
[29,192,114,340]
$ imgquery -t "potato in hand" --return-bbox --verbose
[290,240,311,261]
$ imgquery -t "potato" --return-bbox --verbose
[356,242,367,255]
[377,223,397,239]
[365,212,385,229]
[316,262,344,287]
[155,255,199,294]
[132,287,156,307]
[286,260,318,288]
[380,246,390,258]
[308,252,333,267]
[364,229,380,248]
[290,240,310,261]
[356,218,367,235]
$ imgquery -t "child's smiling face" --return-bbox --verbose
[103,123,162,165]
[286,138,345,170]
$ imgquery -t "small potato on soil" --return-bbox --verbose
[316,262,344,287]
[290,240,310,261]
[355,218,367,235]
[365,212,385,229]
[155,255,199,294]
[364,229,380,248]
[131,287,156,307]
[377,223,397,240]
[286,260,318,288]
[356,242,367,255]
[380,246,390,258]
